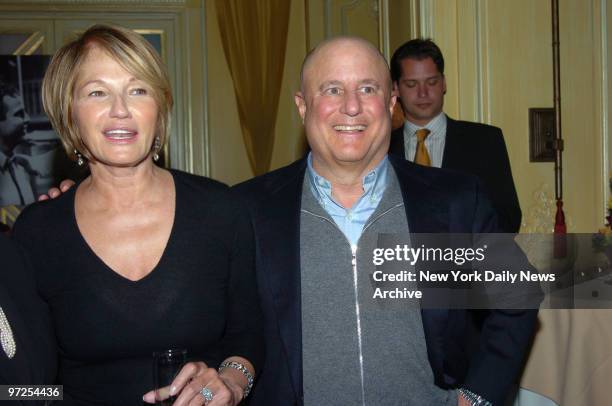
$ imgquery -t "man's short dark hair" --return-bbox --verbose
[390,38,445,83]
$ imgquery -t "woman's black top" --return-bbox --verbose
[0,233,57,390]
[12,170,263,405]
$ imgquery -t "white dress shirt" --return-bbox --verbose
[403,112,447,168]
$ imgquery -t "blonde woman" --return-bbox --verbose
[13,25,262,405]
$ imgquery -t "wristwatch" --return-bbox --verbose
[458,388,493,406]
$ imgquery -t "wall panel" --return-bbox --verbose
[422,0,606,232]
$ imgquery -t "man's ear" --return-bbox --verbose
[389,92,398,116]
[442,75,447,95]
[294,92,307,123]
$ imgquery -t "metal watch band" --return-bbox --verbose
[458,388,493,406]
[218,361,254,398]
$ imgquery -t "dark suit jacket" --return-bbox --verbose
[235,155,538,405]
[0,234,56,397]
[390,116,522,233]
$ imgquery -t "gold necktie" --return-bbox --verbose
[413,128,431,166]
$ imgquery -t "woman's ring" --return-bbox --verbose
[199,387,214,403]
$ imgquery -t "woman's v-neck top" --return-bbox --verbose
[13,170,263,405]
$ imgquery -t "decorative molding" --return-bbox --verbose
[601,0,609,220]
[324,0,380,47]
[402,0,426,38]
[337,0,378,36]
[408,0,420,38]
[13,31,44,55]
[324,0,339,38]
[134,29,166,59]
[305,0,311,51]
[378,0,389,59]
[339,0,374,35]
[476,0,490,124]
[419,0,432,38]
[171,11,188,173]
[474,0,483,122]
[200,1,210,176]
[0,206,21,228]
[0,0,185,4]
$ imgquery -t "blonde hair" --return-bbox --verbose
[42,24,173,161]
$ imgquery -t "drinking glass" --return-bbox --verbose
[153,349,187,405]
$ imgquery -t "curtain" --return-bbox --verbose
[215,0,291,176]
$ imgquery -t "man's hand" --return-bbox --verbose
[37,180,76,201]
[458,395,470,406]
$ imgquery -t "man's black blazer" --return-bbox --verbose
[0,234,56,393]
[390,116,522,233]
[234,155,538,405]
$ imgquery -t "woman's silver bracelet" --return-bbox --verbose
[218,361,254,398]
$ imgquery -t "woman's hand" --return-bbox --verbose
[143,361,242,406]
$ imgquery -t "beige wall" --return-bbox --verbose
[206,0,396,185]
[206,0,306,185]
[420,0,609,233]
[207,0,610,233]
[306,0,383,54]
[206,0,251,185]
[388,0,414,55]
[3,1,607,231]
[607,0,612,213]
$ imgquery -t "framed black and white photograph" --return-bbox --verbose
[0,55,82,226]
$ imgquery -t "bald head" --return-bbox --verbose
[294,35,397,182]
[300,36,392,95]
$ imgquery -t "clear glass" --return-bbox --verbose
[153,348,187,405]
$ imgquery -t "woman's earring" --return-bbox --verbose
[153,136,161,162]
[74,149,84,166]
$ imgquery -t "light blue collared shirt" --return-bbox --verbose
[306,153,388,246]
[403,112,447,168]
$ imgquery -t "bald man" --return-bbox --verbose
[235,37,538,406]
[43,36,538,405]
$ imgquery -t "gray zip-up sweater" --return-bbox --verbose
[300,168,456,406]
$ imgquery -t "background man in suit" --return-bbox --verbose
[389,39,521,233]
[237,36,538,406]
